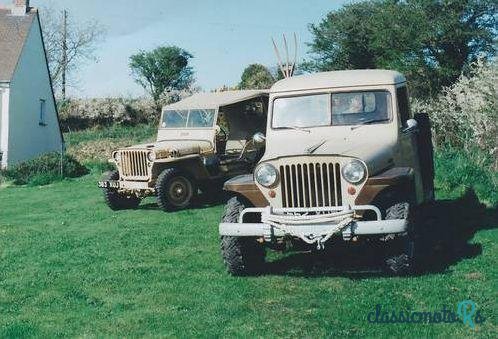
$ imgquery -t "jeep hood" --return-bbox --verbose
[124,140,213,157]
[263,128,397,175]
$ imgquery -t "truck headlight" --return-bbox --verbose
[342,160,366,184]
[255,163,278,188]
[113,151,121,162]
[147,151,156,162]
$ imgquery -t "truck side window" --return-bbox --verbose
[396,86,410,128]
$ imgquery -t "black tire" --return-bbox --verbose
[383,202,416,275]
[156,168,195,212]
[220,197,265,276]
[102,170,140,210]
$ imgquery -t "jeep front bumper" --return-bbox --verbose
[219,205,408,248]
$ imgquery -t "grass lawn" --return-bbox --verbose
[0,171,496,337]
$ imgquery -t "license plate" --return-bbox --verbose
[98,180,120,189]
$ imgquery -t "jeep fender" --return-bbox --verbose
[152,155,211,181]
[223,174,268,207]
[355,167,416,207]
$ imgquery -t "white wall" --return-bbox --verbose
[0,87,9,169]
[7,13,62,166]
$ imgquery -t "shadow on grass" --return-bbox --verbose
[263,190,497,277]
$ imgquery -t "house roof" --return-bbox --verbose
[163,90,269,111]
[0,8,36,82]
[271,70,406,93]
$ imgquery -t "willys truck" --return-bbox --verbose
[99,90,268,211]
[219,70,435,275]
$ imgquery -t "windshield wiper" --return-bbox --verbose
[350,118,389,130]
[281,126,311,133]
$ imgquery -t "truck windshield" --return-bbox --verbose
[272,91,391,128]
[161,109,216,128]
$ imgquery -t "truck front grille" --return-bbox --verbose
[279,162,342,208]
[120,150,150,180]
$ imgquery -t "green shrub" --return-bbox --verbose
[412,59,497,169]
[1,152,88,186]
[84,160,116,174]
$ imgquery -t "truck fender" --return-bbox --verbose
[223,174,268,207]
[355,167,416,207]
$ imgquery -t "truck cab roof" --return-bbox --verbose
[270,69,406,93]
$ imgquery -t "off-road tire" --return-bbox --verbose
[156,168,195,212]
[383,202,416,275]
[102,170,140,210]
[220,197,265,276]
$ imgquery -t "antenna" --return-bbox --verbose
[272,33,298,78]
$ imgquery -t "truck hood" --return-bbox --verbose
[123,140,213,157]
[263,127,397,175]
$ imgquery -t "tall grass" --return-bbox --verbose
[434,148,497,206]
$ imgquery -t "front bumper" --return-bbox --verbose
[219,205,408,247]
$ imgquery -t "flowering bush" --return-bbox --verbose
[58,90,194,131]
[412,59,497,169]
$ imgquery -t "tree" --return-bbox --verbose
[40,7,105,99]
[129,46,194,107]
[305,0,497,97]
[239,64,276,89]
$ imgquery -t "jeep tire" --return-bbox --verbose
[383,202,416,275]
[102,170,141,210]
[156,168,195,212]
[220,197,265,276]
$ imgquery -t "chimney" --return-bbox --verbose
[11,0,30,16]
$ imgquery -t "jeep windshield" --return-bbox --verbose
[161,109,216,128]
[272,91,392,128]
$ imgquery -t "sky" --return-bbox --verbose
[1,0,350,97]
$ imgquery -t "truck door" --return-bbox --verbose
[396,86,424,204]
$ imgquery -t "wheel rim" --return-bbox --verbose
[168,176,193,206]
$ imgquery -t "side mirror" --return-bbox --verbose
[403,119,418,133]
[253,132,266,145]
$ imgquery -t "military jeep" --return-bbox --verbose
[99,90,268,211]
[219,70,435,275]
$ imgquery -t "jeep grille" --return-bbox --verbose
[279,163,342,208]
[120,150,150,180]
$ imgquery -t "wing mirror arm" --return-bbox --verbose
[402,119,418,133]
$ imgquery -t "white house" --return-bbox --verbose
[0,0,63,169]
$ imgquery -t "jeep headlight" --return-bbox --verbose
[255,163,278,188]
[147,151,156,162]
[342,160,366,184]
[113,151,121,163]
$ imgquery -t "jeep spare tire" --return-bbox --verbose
[156,168,195,211]
[102,170,141,210]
